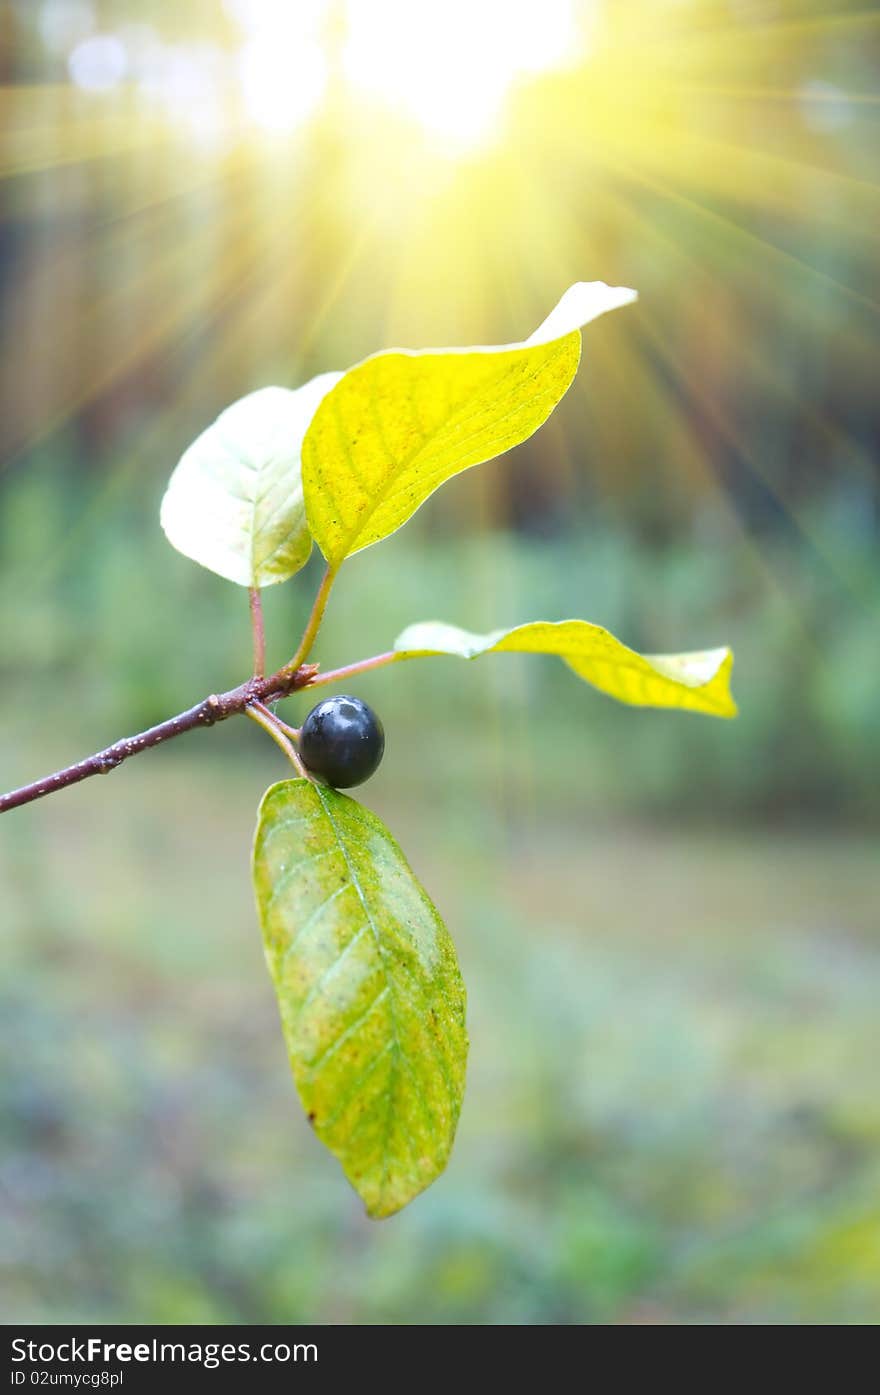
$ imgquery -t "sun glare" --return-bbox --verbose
[226,0,329,135]
[342,0,583,149]
[62,0,584,151]
[5,0,875,599]
[238,34,327,136]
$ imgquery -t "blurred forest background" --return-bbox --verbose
[1,0,879,1325]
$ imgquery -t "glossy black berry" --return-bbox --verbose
[299,695,385,789]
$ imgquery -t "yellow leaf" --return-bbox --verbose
[302,282,637,566]
[393,620,737,718]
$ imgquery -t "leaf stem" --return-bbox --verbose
[284,564,336,675]
[249,587,266,677]
[250,700,300,741]
[245,704,308,778]
[0,661,319,814]
[305,651,404,689]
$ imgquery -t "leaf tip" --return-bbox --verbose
[715,647,739,718]
[526,280,639,345]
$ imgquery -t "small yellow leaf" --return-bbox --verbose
[393,619,737,718]
[302,282,637,566]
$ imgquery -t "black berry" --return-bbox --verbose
[299,695,385,789]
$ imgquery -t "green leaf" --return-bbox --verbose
[301,282,637,566]
[252,778,468,1219]
[161,376,340,587]
[393,620,737,718]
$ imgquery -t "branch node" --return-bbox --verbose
[295,663,320,689]
[200,695,222,726]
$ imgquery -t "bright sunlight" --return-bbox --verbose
[341,0,583,148]
[63,0,585,151]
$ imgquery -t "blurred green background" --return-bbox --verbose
[1,0,879,1325]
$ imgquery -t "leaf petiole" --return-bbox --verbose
[250,700,300,742]
[284,564,337,676]
[304,650,405,689]
[246,703,309,779]
[249,587,266,677]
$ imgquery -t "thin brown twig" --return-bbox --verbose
[0,662,318,814]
